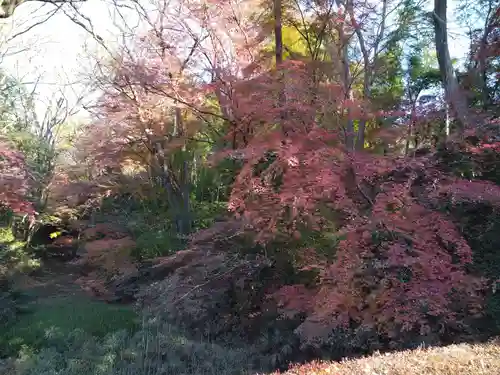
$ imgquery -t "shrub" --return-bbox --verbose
[238,153,487,349]
[133,229,184,260]
[214,62,499,349]
[93,195,228,261]
[7,321,265,375]
[445,200,500,334]
[0,228,39,274]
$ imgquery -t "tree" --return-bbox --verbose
[186,1,497,349]
[0,0,83,18]
[403,47,442,154]
[458,0,500,108]
[432,0,469,131]
[221,57,487,347]
[78,37,207,235]
[0,140,34,216]
[0,72,35,219]
[57,0,500,352]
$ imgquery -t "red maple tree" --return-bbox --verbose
[214,59,492,347]
[73,0,500,350]
[0,140,34,217]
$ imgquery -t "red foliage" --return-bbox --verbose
[73,0,500,349]
[0,141,34,217]
[444,179,500,205]
[51,235,75,248]
[75,224,137,300]
[218,59,490,347]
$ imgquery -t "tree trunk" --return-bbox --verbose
[343,54,355,150]
[274,0,289,137]
[355,77,370,151]
[405,102,417,156]
[433,0,468,133]
[350,0,387,150]
[332,1,355,151]
[476,1,495,109]
[274,0,283,67]
[174,105,191,235]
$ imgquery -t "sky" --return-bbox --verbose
[0,0,473,123]
[0,0,132,121]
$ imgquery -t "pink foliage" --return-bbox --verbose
[0,141,34,216]
[218,58,488,346]
[444,179,500,206]
[72,0,500,349]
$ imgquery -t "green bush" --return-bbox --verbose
[8,329,129,375]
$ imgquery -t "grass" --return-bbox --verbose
[0,321,262,375]
[0,295,139,356]
[272,339,500,375]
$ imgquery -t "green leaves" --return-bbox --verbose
[405,47,442,101]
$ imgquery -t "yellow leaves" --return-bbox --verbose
[49,231,61,239]
[282,26,310,58]
[261,25,311,66]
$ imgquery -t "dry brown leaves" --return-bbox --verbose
[265,339,500,375]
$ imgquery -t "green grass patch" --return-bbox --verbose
[0,295,139,357]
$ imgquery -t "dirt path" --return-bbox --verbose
[11,259,86,300]
[10,221,137,303]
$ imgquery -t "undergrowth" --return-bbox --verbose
[95,195,228,260]
[2,314,500,375]
[1,320,262,375]
[0,227,39,274]
[0,295,138,358]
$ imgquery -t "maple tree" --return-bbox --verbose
[218,61,489,347]
[458,0,500,108]
[197,0,498,349]
[66,0,500,352]
[6,2,500,374]
[0,140,34,217]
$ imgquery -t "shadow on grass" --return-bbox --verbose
[0,295,139,357]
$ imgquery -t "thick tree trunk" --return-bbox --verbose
[149,110,192,236]
[327,31,355,150]
[350,0,387,151]
[433,0,469,133]
[343,43,355,151]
